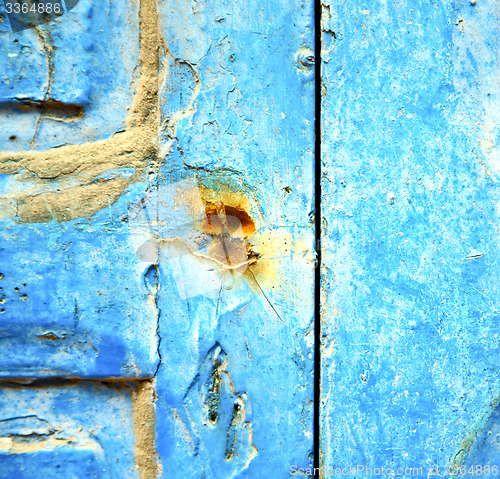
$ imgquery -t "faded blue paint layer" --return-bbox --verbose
[0,183,158,378]
[0,0,139,151]
[321,0,500,474]
[1,0,316,477]
[462,402,500,477]
[0,0,156,381]
[154,0,315,476]
[0,382,138,478]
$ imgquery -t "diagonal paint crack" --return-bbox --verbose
[247,270,285,325]
[30,24,55,149]
[157,39,202,160]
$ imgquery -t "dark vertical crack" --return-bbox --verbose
[207,362,222,424]
[154,282,162,378]
[153,266,163,378]
[225,401,242,460]
[144,264,162,377]
[314,0,322,474]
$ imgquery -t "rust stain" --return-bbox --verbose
[0,99,84,122]
[37,332,65,341]
[203,204,256,238]
[166,173,314,322]
[163,174,263,272]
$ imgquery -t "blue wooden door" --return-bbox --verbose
[1,0,499,478]
[0,0,315,477]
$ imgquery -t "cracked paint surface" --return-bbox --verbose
[0,0,140,151]
[153,0,316,475]
[0,382,138,478]
[460,399,500,470]
[180,344,258,477]
[321,0,500,475]
[0,0,159,378]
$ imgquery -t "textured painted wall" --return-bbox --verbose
[0,0,315,477]
[0,382,141,478]
[321,0,500,477]
[4,0,497,476]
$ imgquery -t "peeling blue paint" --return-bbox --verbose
[0,0,315,477]
[0,383,138,478]
[0,0,139,151]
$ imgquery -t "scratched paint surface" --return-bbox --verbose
[0,0,139,151]
[462,401,500,469]
[0,0,315,478]
[0,382,138,478]
[154,0,315,476]
[321,0,500,476]
[0,0,157,379]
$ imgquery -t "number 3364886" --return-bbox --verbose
[5,2,61,14]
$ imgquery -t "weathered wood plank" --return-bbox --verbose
[153,0,316,476]
[321,0,500,474]
[0,0,316,476]
[0,0,158,379]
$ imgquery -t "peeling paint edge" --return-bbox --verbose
[450,389,500,470]
[132,379,159,479]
